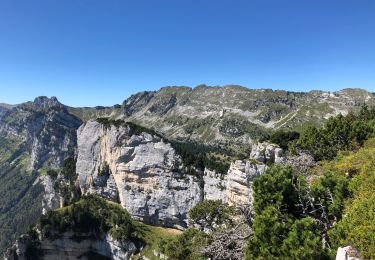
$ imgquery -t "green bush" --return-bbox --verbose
[39,195,135,241]
[46,169,58,179]
[310,171,350,222]
[293,106,375,161]
[162,228,207,260]
[246,165,334,259]
[61,158,77,184]
[329,153,375,259]
[252,165,297,215]
[170,141,230,174]
[189,200,233,229]
[265,130,300,150]
[281,217,324,259]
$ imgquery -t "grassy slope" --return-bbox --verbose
[133,222,181,260]
[103,200,182,259]
[311,138,375,258]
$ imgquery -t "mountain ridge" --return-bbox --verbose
[3,85,372,108]
[5,85,374,152]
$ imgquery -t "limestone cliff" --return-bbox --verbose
[203,142,286,207]
[76,121,287,229]
[76,120,201,229]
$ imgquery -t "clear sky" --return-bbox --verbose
[0,0,374,107]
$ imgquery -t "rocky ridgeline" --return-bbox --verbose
[2,96,82,213]
[116,86,375,144]
[0,96,81,171]
[75,120,291,229]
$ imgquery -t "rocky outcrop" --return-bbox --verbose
[225,160,266,206]
[41,175,61,214]
[5,232,136,260]
[204,161,265,207]
[250,142,285,164]
[32,96,65,110]
[76,122,289,229]
[203,169,226,201]
[335,246,361,260]
[76,120,201,229]
[204,142,286,207]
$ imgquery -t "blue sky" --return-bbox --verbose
[0,0,374,106]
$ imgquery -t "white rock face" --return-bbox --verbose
[76,121,201,229]
[203,169,226,201]
[250,142,285,163]
[5,232,136,260]
[225,160,266,206]
[335,246,361,260]
[204,143,286,207]
[202,160,267,208]
[41,175,60,214]
[76,122,288,229]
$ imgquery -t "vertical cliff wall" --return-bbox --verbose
[76,121,287,230]
[76,121,201,229]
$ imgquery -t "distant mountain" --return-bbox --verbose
[0,103,14,118]
[69,85,375,145]
[0,96,81,253]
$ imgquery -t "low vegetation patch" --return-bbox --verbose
[96,118,161,137]
[189,200,234,230]
[291,105,375,161]
[39,195,136,241]
[170,141,230,175]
